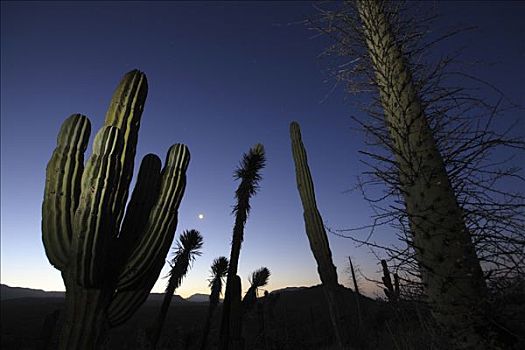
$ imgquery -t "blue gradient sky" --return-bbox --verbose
[1,1,524,298]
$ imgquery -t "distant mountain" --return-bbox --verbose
[270,286,309,294]
[186,293,210,303]
[0,284,186,303]
[185,287,313,302]
[146,292,186,303]
[0,284,327,304]
[0,284,64,300]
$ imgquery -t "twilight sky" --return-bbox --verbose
[1,1,524,298]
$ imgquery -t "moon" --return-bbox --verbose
[198,213,205,220]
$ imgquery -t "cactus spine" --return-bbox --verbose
[41,70,190,349]
[356,0,487,347]
[290,121,352,349]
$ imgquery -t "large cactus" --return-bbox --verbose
[42,70,190,349]
[290,121,352,349]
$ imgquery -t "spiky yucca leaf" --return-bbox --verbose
[211,256,229,279]
[178,230,205,259]
[242,267,270,310]
[233,144,266,221]
[209,257,229,291]
[165,229,203,292]
[249,267,270,290]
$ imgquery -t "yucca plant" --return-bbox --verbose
[242,267,270,311]
[200,257,229,350]
[219,144,266,350]
[150,229,204,349]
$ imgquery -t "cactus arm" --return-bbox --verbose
[42,114,91,270]
[73,126,124,287]
[104,70,148,232]
[116,144,190,289]
[107,287,149,327]
[117,154,162,263]
[107,258,164,327]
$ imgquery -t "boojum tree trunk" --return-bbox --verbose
[356,1,488,347]
[290,122,352,349]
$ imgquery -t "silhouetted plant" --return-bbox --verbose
[150,229,203,349]
[200,256,229,350]
[348,256,362,328]
[41,70,190,349]
[242,267,271,311]
[381,260,400,303]
[290,121,353,349]
[309,0,525,347]
[219,144,266,350]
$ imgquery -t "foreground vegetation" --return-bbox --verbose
[2,283,523,350]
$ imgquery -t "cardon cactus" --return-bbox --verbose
[290,121,352,349]
[42,70,190,349]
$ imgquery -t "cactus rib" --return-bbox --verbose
[73,126,124,287]
[42,114,91,269]
[290,122,338,285]
[104,70,148,234]
[116,144,190,289]
[118,154,162,258]
[290,121,352,348]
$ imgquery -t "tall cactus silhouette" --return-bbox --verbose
[354,1,488,348]
[41,70,190,349]
[219,144,266,350]
[228,275,244,350]
[290,121,352,349]
[200,256,229,350]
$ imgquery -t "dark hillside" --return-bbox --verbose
[4,284,521,349]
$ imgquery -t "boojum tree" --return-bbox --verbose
[311,0,496,347]
[355,1,489,347]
